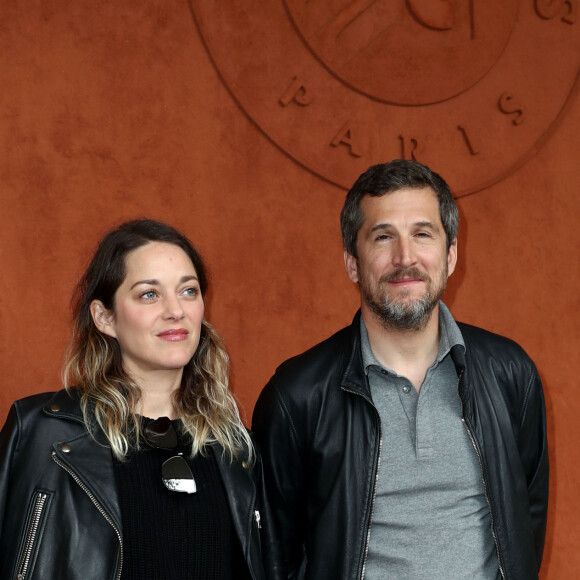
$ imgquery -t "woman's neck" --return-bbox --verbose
[129,368,184,420]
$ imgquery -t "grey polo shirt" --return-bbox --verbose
[362,302,500,580]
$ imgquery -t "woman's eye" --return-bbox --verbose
[183,287,199,297]
[140,290,157,300]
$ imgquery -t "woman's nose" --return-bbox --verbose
[162,295,185,320]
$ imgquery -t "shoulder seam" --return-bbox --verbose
[270,382,303,451]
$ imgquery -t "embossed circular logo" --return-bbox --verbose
[283,0,518,105]
[189,0,579,196]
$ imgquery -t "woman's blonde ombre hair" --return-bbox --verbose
[63,219,252,462]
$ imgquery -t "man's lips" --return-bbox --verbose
[157,328,189,341]
[388,278,423,285]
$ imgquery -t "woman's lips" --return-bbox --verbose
[157,328,189,341]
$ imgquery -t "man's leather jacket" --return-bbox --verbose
[252,312,549,580]
[0,388,282,580]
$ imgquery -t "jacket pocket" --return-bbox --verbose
[15,490,52,580]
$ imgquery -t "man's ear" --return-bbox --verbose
[90,300,117,339]
[344,250,359,284]
[447,238,458,277]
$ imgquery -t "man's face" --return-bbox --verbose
[344,187,457,331]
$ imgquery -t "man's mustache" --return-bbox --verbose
[380,268,429,284]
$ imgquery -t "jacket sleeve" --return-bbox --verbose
[252,379,306,580]
[252,441,286,580]
[518,366,549,570]
[0,404,19,542]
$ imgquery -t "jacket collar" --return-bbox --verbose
[340,311,374,401]
[43,388,122,531]
[450,341,467,376]
[340,310,469,400]
[451,326,471,409]
[43,388,85,423]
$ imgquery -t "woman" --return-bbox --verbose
[0,219,282,580]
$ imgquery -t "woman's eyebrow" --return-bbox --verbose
[129,275,198,290]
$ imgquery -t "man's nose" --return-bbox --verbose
[392,237,416,268]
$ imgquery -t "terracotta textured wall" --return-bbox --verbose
[0,1,578,576]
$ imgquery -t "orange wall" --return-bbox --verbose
[0,2,578,576]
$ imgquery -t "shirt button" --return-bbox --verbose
[403,385,411,394]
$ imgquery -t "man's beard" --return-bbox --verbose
[360,266,448,331]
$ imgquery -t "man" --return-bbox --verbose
[252,160,548,580]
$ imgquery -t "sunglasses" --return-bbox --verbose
[143,417,197,494]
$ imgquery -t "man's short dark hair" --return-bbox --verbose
[340,159,459,258]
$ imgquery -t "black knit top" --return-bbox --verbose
[112,418,250,580]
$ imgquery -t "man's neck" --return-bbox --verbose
[362,303,441,392]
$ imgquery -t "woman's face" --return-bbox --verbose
[91,242,205,381]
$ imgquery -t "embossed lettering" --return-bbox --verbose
[317,1,376,41]
[469,0,476,38]
[534,0,576,24]
[457,125,479,155]
[406,0,477,38]
[279,76,313,107]
[406,0,454,30]
[331,121,363,157]
[498,92,525,125]
[398,135,419,161]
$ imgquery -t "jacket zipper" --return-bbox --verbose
[456,373,506,580]
[246,493,259,579]
[16,492,48,580]
[51,452,123,580]
[341,387,382,580]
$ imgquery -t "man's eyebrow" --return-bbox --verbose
[414,221,439,231]
[368,221,439,233]
[369,223,393,233]
[129,275,198,290]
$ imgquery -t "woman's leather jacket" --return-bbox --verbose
[0,388,282,580]
[252,311,549,580]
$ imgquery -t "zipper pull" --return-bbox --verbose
[254,509,261,529]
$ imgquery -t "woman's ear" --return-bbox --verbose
[90,300,117,338]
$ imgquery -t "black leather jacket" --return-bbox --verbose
[0,388,282,580]
[252,312,549,580]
